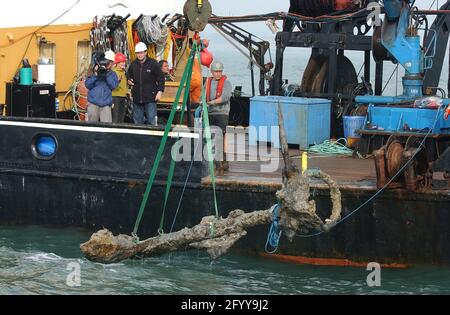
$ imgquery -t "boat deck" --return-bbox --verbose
[202,128,377,191]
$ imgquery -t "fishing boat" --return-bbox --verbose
[0,0,449,267]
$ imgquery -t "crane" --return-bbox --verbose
[353,0,450,191]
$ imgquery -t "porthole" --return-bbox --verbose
[32,134,58,160]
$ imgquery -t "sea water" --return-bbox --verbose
[1,226,450,295]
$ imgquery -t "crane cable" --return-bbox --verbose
[210,24,266,72]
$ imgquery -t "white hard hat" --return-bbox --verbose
[135,42,148,53]
[104,50,116,62]
[211,61,224,72]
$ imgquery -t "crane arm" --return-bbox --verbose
[380,0,422,77]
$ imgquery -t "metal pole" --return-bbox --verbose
[273,37,285,96]
[327,48,337,95]
[249,37,256,97]
[375,61,384,96]
[364,50,371,83]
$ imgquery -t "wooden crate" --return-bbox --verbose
[160,82,185,105]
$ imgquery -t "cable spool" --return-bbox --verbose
[290,0,358,17]
[386,140,405,179]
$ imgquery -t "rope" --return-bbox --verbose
[383,65,399,94]
[199,49,220,220]
[210,24,266,72]
[308,139,355,156]
[127,20,137,61]
[297,107,443,239]
[65,70,87,120]
[90,16,111,53]
[141,16,169,47]
[265,204,282,254]
[169,110,203,233]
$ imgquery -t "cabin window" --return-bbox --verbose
[77,41,91,74]
[32,134,58,160]
[39,42,56,65]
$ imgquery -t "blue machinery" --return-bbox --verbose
[350,1,450,192]
[356,0,450,131]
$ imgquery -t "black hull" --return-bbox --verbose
[0,117,449,266]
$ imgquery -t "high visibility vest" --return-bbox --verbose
[206,76,228,103]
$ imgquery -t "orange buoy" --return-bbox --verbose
[200,48,213,68]
[201,39,210,50]
[76,79,89,121]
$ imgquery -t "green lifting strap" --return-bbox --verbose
[158,43,220,234]
[132,44,197,238]
[199,50,220,219]
[158,45,196,234]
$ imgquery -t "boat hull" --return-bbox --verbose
[0,117,449,266]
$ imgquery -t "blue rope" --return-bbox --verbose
[195,106,203,121]
[265,204,283,254]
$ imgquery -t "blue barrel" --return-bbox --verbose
[343,116,366,139]
[20,68,33,85]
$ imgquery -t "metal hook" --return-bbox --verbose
[107,0,129,9]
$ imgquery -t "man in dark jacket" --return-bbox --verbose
[127,42,165,125]
[85,51,119,123]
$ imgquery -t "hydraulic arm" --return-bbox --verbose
[358,0,424,103]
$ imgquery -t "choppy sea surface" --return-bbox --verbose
[1,226,450,295]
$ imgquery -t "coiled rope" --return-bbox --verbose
[265,204,283,254]
[142,16,169,46]
[308,138,355,156]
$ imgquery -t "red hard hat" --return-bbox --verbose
[115,52,127,64]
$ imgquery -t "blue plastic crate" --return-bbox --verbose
[368,106,450,134]
[249,96,331,149]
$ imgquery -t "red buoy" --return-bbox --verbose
[201,39,210,50]
[201,49,214,67]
